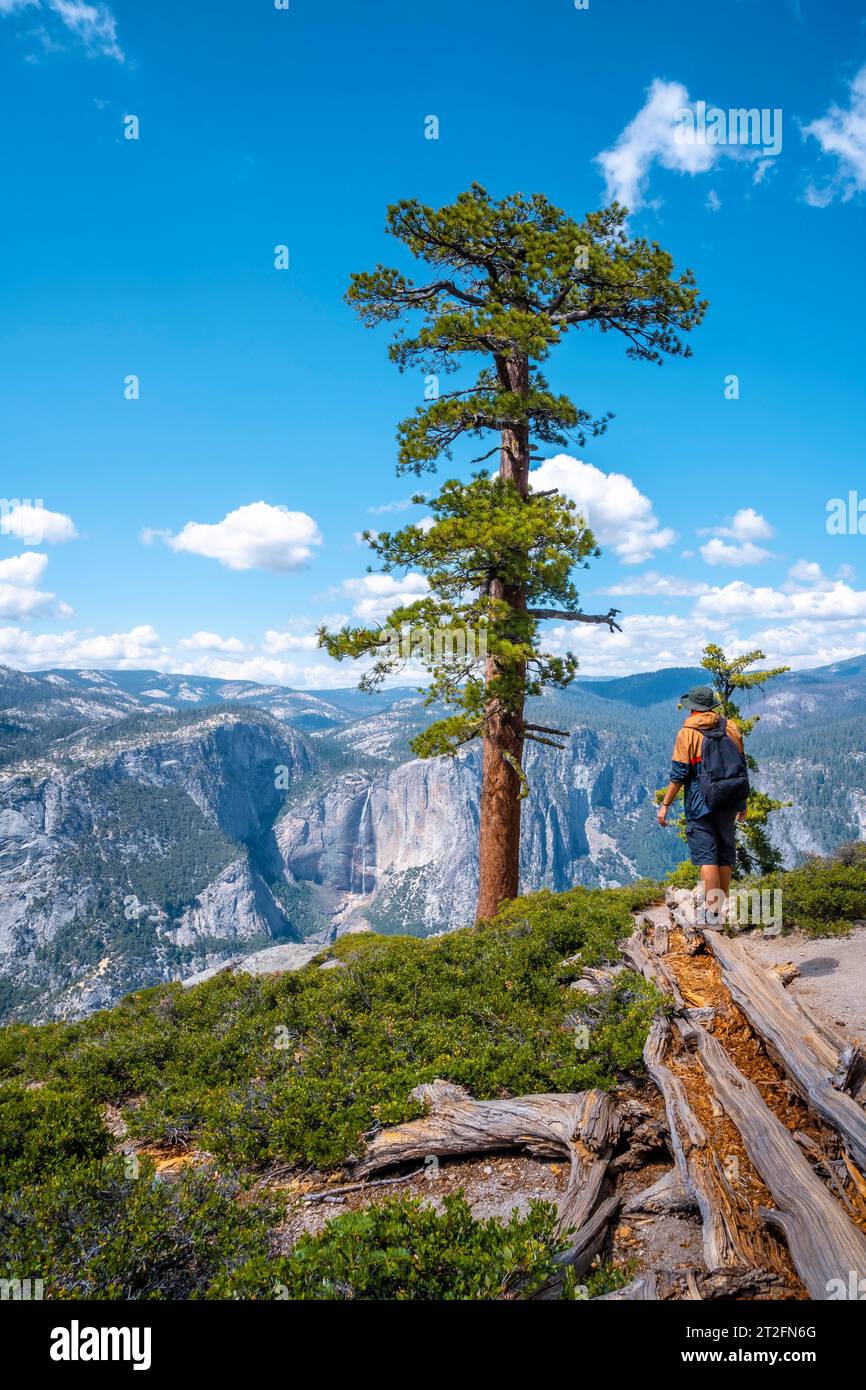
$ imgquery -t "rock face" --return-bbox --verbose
[2,656,866,1022]
[0,707,314,1021]
[170,858,288,948]
[276,724,676,934]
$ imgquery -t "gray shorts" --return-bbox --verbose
[685,811,738,868]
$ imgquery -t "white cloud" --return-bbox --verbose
[752,158,775,186]
[1,503,78,544]
[596,81,780,213]
[543,611,728,678]
[713,507,774,542]
[694,578,866,622]
[368,497,426,515]
[530,454,675,565]
[785,560,830,591]
[0,623,163,669]
[0,0,123,60]
[165,651,358,690]
[341,572,429,623]
[163,503,322,573]
[0,551,71,619]
[698,508,776,566]
[699,537,776,567]
[706,188,721,212]
[600,571,711,597]
[803,65,866,205]
[178,631,248,654]
[0,583,61,619]
[0,552,49,585]
[48,0,123,60]
[596,80,718,211]
[262,627,321,654]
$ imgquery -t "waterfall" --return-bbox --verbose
[351,785,373,895]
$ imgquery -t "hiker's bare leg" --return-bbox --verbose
[700,865,723,925]
[719,866,732,894]
[700,865,721,895]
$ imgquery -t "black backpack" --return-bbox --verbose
[695,718,750,811]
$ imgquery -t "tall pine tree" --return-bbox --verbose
[322,186,706,918]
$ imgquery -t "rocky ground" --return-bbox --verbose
[745,925,866,1041]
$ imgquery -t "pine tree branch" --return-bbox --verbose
[527,607,622,632]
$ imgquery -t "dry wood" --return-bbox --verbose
[621,929,685,1008]
[592,1274,659,1300]
[623,1166,695,1216]
[699,927,866,1170]
[832,1043,866,1104]
[533,1194,623,1299]
[666,887,704,954]
[350,1079,622,1240]
[642,1016,771,1272]
[683,1020,866,1298]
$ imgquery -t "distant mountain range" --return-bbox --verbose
[1,656,864,1022]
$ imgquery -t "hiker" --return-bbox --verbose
[656,684,750,926]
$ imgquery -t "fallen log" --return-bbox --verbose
[592,1272,659,1300]
[666,887,704,954]
[533,1193,623,1299]
[699,927,866,1171]
[623,1166,695,1216]
[642,1016,773,1273]
[350,1080,622,1240]
[683,1021,866,1299]
[621,929,685,1008]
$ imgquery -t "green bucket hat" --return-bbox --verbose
[680,684,718,712]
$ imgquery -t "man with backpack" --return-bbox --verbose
[657,684,750,925]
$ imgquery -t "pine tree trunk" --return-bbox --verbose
[475,360,529,921]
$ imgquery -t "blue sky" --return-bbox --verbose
[1,0,866,685]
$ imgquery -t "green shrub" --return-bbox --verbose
[210,1192,564,1300]
[0,885,665,1171]
[0,1157,276,1300]
[755,853,866,937]
[0,1081,110,1194]
[663,860,700,889]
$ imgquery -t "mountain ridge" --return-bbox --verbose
[2,656,865,1022]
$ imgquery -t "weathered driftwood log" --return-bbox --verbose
[623,1166,695,1216]
[569,963,626,995]
[683,1021,866,1299]
[533,1193,623,1299]
[592,1265,787,1302]
[699,927,866,1171]
[666,887,704,954]
[592,1272,660,1300]
[621,928,685,1008]
[832,1043,866,1105]
[350,1080,622,1241]
[642,1017,773,1273]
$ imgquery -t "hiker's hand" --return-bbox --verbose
[737,809,748,821]
[657,805,668,827]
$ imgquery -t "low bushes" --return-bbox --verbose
[0,883,662,1171]
[211,1193,565,1301]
